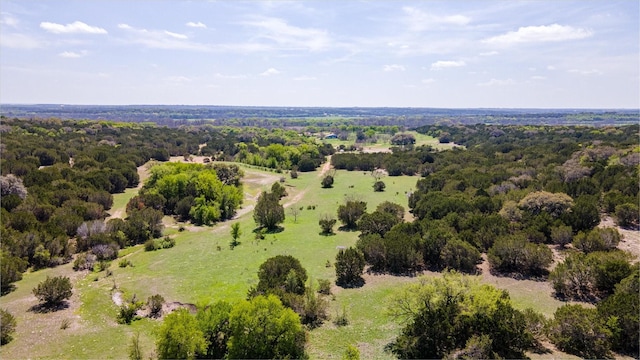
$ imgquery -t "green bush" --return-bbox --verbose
[547,304,611,359]
[0,308,16,345]
[32,276,72,307]
[144,239,157,251]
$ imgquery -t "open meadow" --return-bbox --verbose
[1,156,615,359]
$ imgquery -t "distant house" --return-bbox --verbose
[324,133,338,139]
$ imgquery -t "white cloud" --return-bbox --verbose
[479,51,499,56]
[569,69,603,76]
[186,21,207,29]
[293,76,317,81]
[40,21,107,34]
[477,78,515,86]
[0,33,44,49]
[483,24,592,45]
[59,50,88,58]
[164,31,188,40]
[214,72,249,79]
[547,65,556,70]
[117,23,209,51]
[430,60,466,70]
[165,76,192,82]
[422,78,435,84]
[242,16,330,51]
[260,68,280,76]
[383,64,406,72]
[1,13,19,28]
[530,75,546,80]
[402,7,470,31]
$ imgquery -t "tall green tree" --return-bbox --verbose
[227,295,306,359]
[156,309,206,360]
[335,247,366,288]
[253,191,284,231]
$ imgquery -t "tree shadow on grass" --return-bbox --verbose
[319,232,337,237]
[1,285,16,296]
[29,301,70,313]
[336,277,365,289]
[488,267,549,282]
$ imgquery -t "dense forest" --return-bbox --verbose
[0,114,638,359]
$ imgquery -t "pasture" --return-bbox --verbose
[0,161,587,359]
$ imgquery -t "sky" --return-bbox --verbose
[0,1,638,108]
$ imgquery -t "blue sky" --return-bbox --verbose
[1,1,638,108]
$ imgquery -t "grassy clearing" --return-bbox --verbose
[0,162,583,359]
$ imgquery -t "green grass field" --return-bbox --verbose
[0,161,584,359]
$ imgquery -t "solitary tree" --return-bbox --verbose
[230,222,241,248]
[253,191,284,231]
[321,174,334,188]
[319,214,337,235]
[32,276,72,308]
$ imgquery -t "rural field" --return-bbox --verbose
[4,152,630,359]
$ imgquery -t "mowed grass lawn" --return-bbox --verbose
[1,162,579,359]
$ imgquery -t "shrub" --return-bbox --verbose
[317,279,332,295]
[147,294,165,318]
[550,225,573,248]
[129,333,143,360]
[550,251,633,301]
[335,247,365,288]
[144,239,157,251]
[321,175,334,188]
[73,253,97,271]
[343,345,360,360]
[615,203,639,228]
[159,236,175,249]
[118,258,133,268]
[0,308,16,345]
[440,239,481,273]
[547,305,612,359]
[32,276,73,307]
[573,228,621,253]
[319,214,337,235]
[488,235,552,276]
[373,181,385,192]
[334,306,349,326]
[118,299,143,324]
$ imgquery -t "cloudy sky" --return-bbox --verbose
[1,1,638,108]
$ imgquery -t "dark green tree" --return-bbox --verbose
[597,268,639,356]
[255,255,307,296]
[440,239,481,274]
[0,308,16,345]
[253,191,284,231]
[335,247,366,288]
[32,276,72,308]
[337,199,367,229]
[547,304,612,359]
